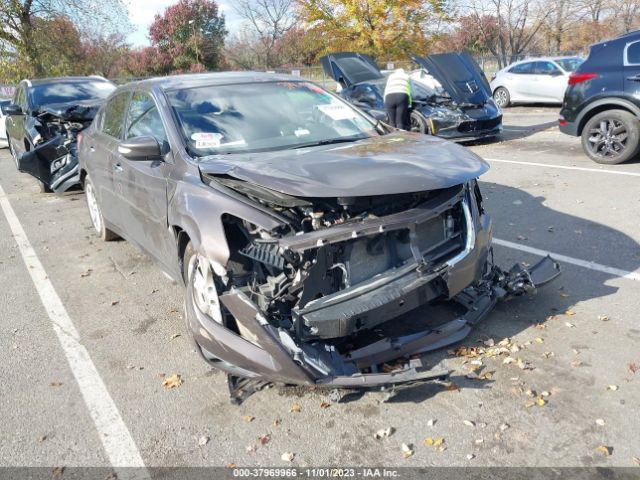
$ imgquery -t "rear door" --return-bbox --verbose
[623,39,640,97]
[90,91,131,229]
[531,61,567,101]
[116,89,173,266]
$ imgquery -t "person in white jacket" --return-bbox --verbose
[383,69,412,130]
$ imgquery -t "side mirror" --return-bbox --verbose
[4,103,23,115]
[118,136,161,160]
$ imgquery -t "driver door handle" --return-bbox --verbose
[626,74,640,81]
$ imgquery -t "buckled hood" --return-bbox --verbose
[410,51,492,106]
[198,132,489,198]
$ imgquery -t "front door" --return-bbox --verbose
[115,90,174,269]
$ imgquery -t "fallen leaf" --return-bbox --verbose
[433,438,445,450]
[258,434,270,445]
[38,435,47,442]
[80,269,92,278]
[565,310,576,316]
[226,463,237,469]
[524,389,536,397]
[52,467,65,478]
[427,419,436,427]
[546,315,559,321]
[243,415,255,423]
[565,322,575,328]
[503,357,516,365]
[320,402,331,409]
[571,360,584,368]
[483,338,495,347]
[424,437,434,446]
[281,452,295,462]
[535,323,546,330]
[110,300,119,306]
[524,401,536,408]
[597,314,610,322]
[273,418,282,427]
[632,457,640,466]
[542,351,554,358]
[466,453,475,460]
[246,445,257,453]
[162,374,182,389]
[50,382,63,387]
[606,385,619,391]
[517,358,534,370]
[463,420,475,427]
[499,423,510,432]
[595,419,605,426]
[536,397,547,407]
[475,438,484,444]
[290,403,301,413]
[629,362,639,374]
[169,333,181,340]
[446,383,460,392]
[597,445,612,456]
[540,391,551,397]
[373,427,393,439]
[534,337,544,344]
[401,443,414,458]
[198,435,209,446]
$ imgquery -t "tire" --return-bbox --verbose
[493,87,510,108]
[410,111,429,134]
[581,109,640,165]
[37,180,53,193]
[84,174,118,241]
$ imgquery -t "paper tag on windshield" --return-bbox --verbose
[191,132,223,148]
[317,103,357,121]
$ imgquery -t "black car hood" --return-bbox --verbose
[198,132,489,198]
[36,98,104,121]
[410,52,492,106]
[320,52,383,87]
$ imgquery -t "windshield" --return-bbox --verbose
[555,58,583,72]
[31,81,115,108]
[167,81,378,156]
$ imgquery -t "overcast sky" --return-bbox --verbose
[127,0,244,47]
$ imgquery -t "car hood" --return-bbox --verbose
[36,98,105,121]
[410,52,492,106]
[198,132,489,198]
[320,52,384,87]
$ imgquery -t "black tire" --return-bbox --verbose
[37,180,53,193]
[493,87,510,108]
[84,174,119,241]
[410,111,429,134]
[581,109,640,165]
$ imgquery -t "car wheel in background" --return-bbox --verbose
[493,87,510,108]
[581,110,640,165]
[410,111,429,134]
[84,174,119,241]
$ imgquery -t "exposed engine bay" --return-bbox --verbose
[18,102,99,193]
[194,173,561,401]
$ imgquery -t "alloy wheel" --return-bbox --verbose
[586,119,628,159]
[494,89,508,108]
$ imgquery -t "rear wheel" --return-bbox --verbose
[84,174,118,241]
[581,110,640,165]
[493,87,510,108]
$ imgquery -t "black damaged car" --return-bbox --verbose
[320,51,503,140]
[5,76,116,193]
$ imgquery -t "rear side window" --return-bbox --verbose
[509,62,533,74]
[534,61,560,75]
[101,93,130,138]
[125,91,167,145]
[626,41,640,65]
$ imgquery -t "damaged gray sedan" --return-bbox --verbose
[78,73,560,402]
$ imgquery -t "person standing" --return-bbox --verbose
[384,68,412,130]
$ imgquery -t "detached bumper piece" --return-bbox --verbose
[18,135,79,193]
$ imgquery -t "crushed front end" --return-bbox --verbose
[187,178,560,399]
[18,102,99,193]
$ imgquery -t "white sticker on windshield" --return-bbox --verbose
[294,128,310,137]
[191,132,223,149]
[316,103,357,121]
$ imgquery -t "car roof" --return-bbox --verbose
[509,56,580,65]
[126,71,304,91]
[23,76,112,87]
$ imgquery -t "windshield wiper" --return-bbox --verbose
[288,137,363,149]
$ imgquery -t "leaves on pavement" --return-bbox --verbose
[162,374,182,389]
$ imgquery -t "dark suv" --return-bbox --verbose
[559,30,640,164]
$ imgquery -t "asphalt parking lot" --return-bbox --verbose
[1,106,639,470]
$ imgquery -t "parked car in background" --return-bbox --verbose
[559,31,640,164]
[321,51,502,140]
[5,76,116,192]
[0,99,10,148]
[490,57,583,107]
[78,72,559,401]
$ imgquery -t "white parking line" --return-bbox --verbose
[487,158,640,177]
[0,184,148,476]
[494,238,640,281]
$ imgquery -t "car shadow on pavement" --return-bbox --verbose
[355,182,639,405]
[461,120,559,146]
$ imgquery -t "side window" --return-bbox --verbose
[14,87,26,110]
[102,92,130,138]
[125,91,167,146]
[509,62,533,74]
[534,61,560,75]
[626,41,640,65]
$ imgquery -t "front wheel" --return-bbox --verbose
[493,87,510,108]
[84,174,118,241]
[581,110,640,165]
[410,111,429,134]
